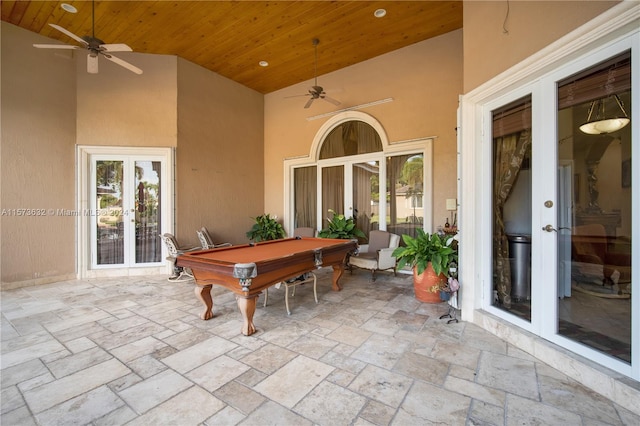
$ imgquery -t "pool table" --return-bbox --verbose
[176,237,357,335]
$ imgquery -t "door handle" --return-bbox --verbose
[542,224,557,232]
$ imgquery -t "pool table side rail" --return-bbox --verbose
[176,238,357,295]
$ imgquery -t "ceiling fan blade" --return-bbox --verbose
[49,23,88,46]
[102,53,143,75]
[321,95,341,106]
[284,93,313,99]
[100,43,133,53]
[87,54,99,74]
[33,43,79,50]
[304,97,315,109]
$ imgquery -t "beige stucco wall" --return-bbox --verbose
[264,30,464,232]
[1,23,77,286]
[76,53,178,147]
[175,59,264,248]
[463,0,619,93]
[1,22,263,286]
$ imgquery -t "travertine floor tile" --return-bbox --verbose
[476,351,538,399]
[394,380,471,424]
[118,369,193,414]
[254,355,334,408]
[125,385,225,426]
[348,364,412,408]
[34,385,125,426]
[294,381,366,425]
[1,272,636,425]
[22,358,130,414]
[187,354,251,392]
[162,335,238,373]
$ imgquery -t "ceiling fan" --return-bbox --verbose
[33,1,142,75]
[290,38,340,109]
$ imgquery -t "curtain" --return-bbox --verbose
[353,163,377,237]
[320,121,383,159]
[322,166,344,227]
[294,166,317,228]
[493,129,531,307]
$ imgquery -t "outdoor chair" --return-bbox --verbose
[348,230,400,281]
[196,227,232,249]
[161,233,199,282]
[263,227,318,314]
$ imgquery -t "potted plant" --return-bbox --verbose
[246,214,286,242]
[392,229,457,303]
[318,209,366,240]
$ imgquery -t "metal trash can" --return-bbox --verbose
[507,234,531,302]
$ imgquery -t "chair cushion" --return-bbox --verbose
[349,255,377,269]
[368,231,390,252]
[356,252,377,260]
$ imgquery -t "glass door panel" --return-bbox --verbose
[93,156,165,268]
[491,95,533,321]
[556,51,632,363]
[321,165,344,229]
[293,166,317,229]
[135,161,161,264]
[353,161,379,240]
[387,154,424,240]
[96,160,125,265]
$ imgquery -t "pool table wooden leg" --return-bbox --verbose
[331,265,345,291]
[236,295,258,336]
[194,284,214,320]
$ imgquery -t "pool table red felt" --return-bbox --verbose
[176,237,357,335]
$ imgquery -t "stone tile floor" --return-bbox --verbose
[2,269,639,425]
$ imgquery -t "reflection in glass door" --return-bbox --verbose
[96,161,124,265]
[135,161,161,264]
[93,158,163,267]
[353,161,379,239]
[491,95,533,321]
[387,154,424,240]
[556,51,632,363]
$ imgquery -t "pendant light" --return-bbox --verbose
[579,94,630,135]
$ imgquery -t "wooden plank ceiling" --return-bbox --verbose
[2,1,463,94]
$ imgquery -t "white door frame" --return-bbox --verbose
[77,145,174,278]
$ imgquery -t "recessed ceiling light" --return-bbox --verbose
[259,60,269,67]
[61,3,77,13]
[374,9,386,18]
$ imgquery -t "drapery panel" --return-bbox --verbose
[493,129,531,307]
[322,166,344,227]
[294,166,317,229]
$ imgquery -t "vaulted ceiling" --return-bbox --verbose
[2,1,463,94]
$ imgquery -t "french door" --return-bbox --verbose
[78,146,173,276]
[91,157,164,267]
[319,155,382,239]
[486,37,636,377]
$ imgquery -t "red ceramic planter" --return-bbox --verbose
[413,263,446,303]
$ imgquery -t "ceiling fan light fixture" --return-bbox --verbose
[374,9,387,18]
[579,94,630,135]
[61,3,78,13]
[87,53,99,74]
